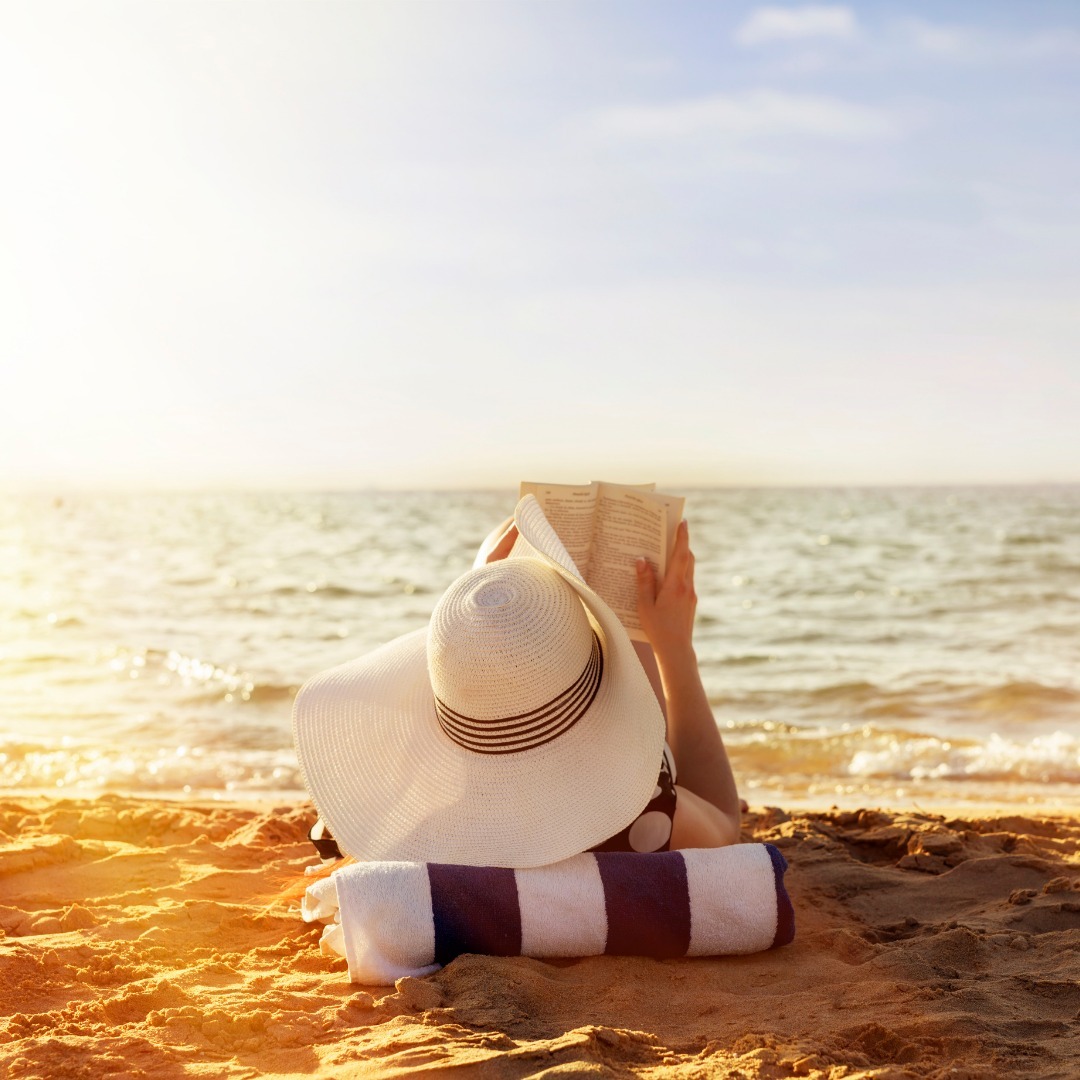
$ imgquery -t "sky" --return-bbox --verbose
[1,0,1078,490]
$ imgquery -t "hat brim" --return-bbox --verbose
[292,495,666,868]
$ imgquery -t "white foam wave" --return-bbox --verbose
[847,730,1080,784]
[0,740,302,794]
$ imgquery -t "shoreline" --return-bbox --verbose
[6,785,1078,817]
[1,795,1078,1079]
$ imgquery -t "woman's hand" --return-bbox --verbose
[635,519,697,662]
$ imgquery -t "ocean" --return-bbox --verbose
[2,487,1077,812]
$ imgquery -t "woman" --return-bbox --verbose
[292,495,740,868]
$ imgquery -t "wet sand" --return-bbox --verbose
[1,796,1077,1079]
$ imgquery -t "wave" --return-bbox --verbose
[1033,621,1080,637]
[245,683,299,704]
[179,683,298,706]
[1005,532,1058,546]
[4,721,1075,798]
[729,724,1080,787]
[953,681,1078,711]
[95,649,299,708]
[721,678,1080,723]
[0,739,304,794]
[1034,557,1080,577]
[263,582,428,599]
[7,608,83,626]
[763,630,830,644]
[0,652,76,669]
[846,730,1080,785]
[804,681,883,703]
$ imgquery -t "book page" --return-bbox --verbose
[518,481,598,578]
[595,483,685,571]
[644,491,686,566]
[518,480,685,641]
[587,489,670,641]
[589,480,656,493]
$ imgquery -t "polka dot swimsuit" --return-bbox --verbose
[587,743,677,854]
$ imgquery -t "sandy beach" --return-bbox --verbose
[0,797,1076,1079]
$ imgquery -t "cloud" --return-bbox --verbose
[901,18,978,58]
[735,5,857,46]
[900,18,1080,63]
[591,89,894,141]
[1019,29,1080,59]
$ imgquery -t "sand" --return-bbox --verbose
[0,797,1077,1079]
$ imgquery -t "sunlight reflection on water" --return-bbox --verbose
[2,487,1078,810]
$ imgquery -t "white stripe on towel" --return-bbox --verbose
[515,853,607,957]
[331,860,440,984]
[682,844,778,955]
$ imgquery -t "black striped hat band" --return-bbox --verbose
[434,630,604,755]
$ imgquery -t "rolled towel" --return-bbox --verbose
[302,844,794,985]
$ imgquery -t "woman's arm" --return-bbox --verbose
[473,516,517,568]
[632,639,668,722]
[636,520,742,848]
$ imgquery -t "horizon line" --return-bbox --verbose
[4,479,1079,497]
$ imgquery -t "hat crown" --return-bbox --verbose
[428,559,596,725]
[294,495,667,866]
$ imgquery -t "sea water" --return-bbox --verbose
[2,488,1077,812]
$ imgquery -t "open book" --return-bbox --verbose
[519,480,685,642]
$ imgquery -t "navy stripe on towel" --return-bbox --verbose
[595,850,691,959]
[766,844,795,948]
[427,864,522,966]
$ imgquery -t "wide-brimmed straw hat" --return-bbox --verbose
[292,495,665,868]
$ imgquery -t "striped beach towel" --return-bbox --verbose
[302,844,794,984]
